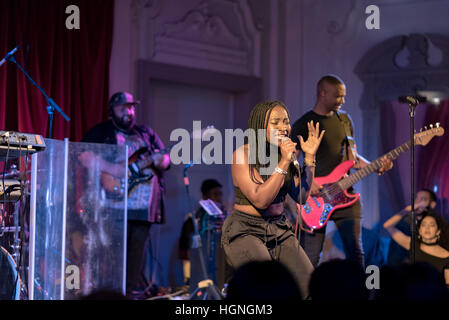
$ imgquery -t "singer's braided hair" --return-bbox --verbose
[247,100,291,184]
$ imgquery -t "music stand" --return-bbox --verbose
[183,165,222,300]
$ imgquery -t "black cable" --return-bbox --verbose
[1,135,14,298]
[1,134,11,232]
[10,134,24,300]
[5,134,29,300]
[14,148,30,299]
[297,164,302,237]
[15,195,26,300]
[148,236,154,283]
[147,236,164,285]
[21,151,30,299]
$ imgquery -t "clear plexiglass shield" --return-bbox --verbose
[29,138,127,300]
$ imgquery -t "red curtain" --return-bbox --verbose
[417,100,449,219]
[0,0,114,141]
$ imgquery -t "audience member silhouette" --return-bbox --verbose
[225,260,302,301]
[375,262,449,300]
[79,289,129,300]
[308,259,369,300]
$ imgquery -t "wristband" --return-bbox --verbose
[274,167,288,175]
[304,158,316,167]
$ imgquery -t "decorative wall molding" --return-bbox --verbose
[152,0,261,76]
[366,0,449,6]
[355,33,449,103]
[326,0,358,36]
[131,0,164,22]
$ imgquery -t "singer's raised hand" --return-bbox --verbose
[299,120,325,157]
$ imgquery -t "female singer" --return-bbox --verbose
[221,101,324,299]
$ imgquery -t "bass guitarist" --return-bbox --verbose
[80,91,170,298]
[291,75,392,268]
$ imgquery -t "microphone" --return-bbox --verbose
[0,44,21,68]
[183,161,194,185]
[184,161,194,170]
[398,96,427,105]
[281,137,301,172]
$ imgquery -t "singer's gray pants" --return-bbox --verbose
[221,209,314,299]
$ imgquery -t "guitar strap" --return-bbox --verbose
[335,111,357,163]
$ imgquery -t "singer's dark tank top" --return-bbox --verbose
[234,164,294,206]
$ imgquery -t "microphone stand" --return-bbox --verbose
[407,99,418,264]
[5,53,70,138]
[183,164,221,300]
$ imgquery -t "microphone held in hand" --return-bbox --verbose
[281,137,301,172]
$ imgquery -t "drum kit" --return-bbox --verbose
[1,164,27,300]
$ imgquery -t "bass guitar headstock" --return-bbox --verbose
[414,123,445,146]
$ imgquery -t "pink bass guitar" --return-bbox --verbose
[297,124,444,231]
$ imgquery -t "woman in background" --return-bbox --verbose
[384,209,449,285]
